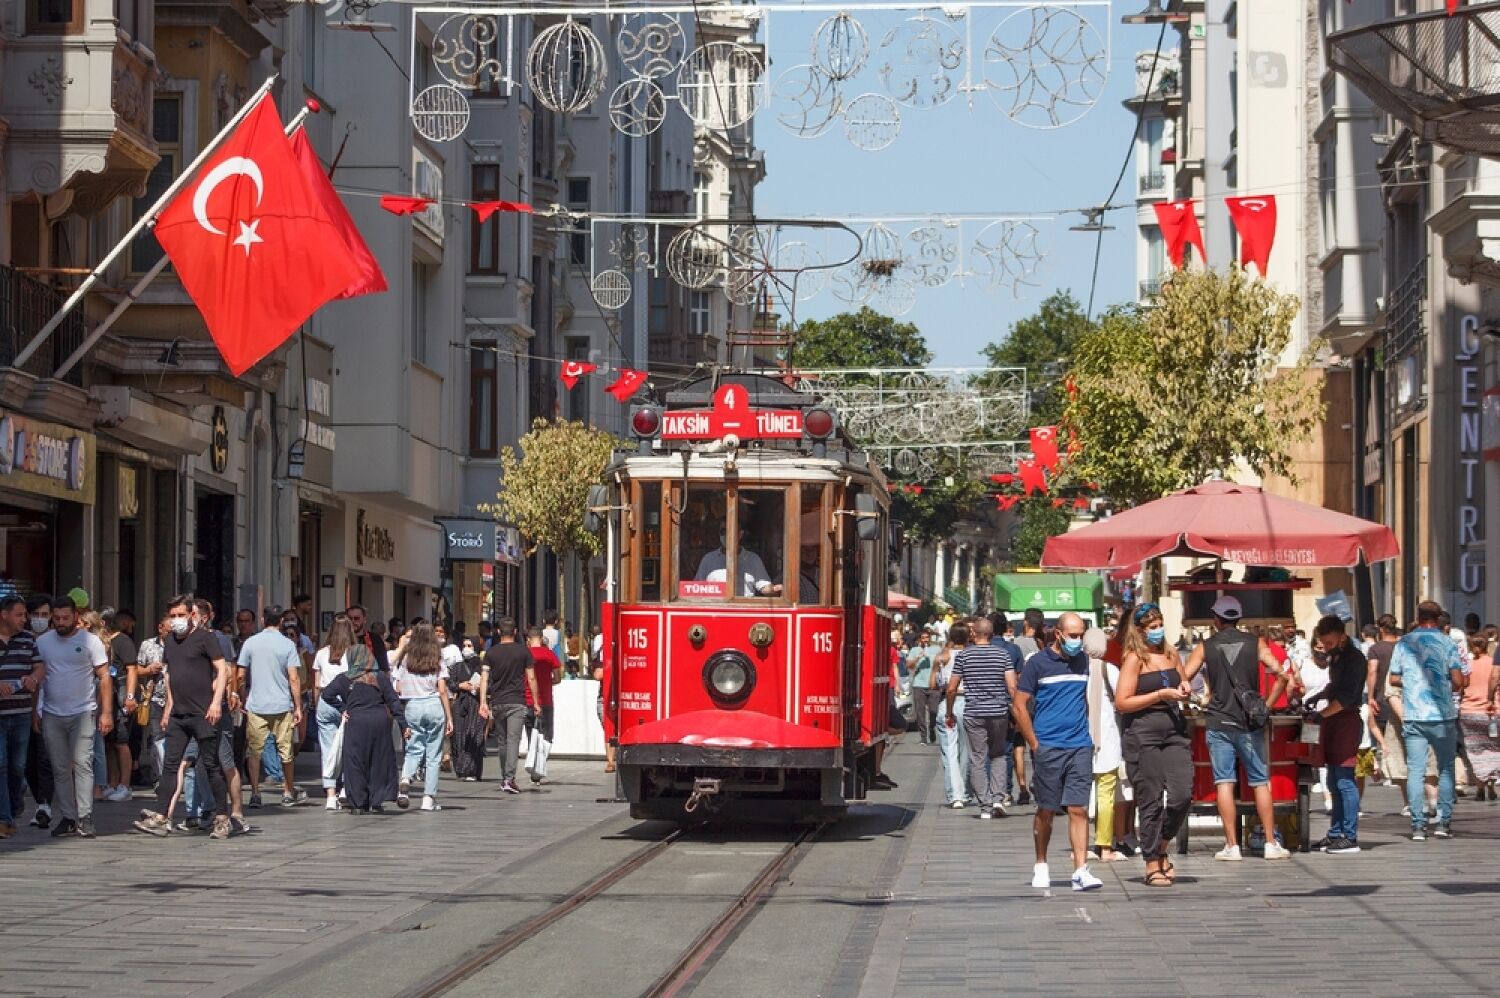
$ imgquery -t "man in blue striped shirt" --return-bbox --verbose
[944,617,1017,818]
[1014,612,1101,892]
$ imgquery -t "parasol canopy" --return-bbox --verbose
[1040,480,1400,571]
[888,590,922,611]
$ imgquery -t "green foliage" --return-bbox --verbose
[787,307,932,370]
[982,290,1093,424]
[1063,267,1324,507]
[890,475,988,543]
[1009,499,1073,567]
[491,418,619,560]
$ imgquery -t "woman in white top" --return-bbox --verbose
[1085,627,1126,862]
[390,624,454,811]
[313,618,355,810]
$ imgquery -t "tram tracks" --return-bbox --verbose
[404,824,824,998]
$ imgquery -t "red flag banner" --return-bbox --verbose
[154,96,361,376]
[1073,497,1090,509]
[1449,0,1461,13]
[1030,425,1060,471]
[1226,195,1277,277]
[290,132,386,300]
[606,368,649,401]
[380,194,435,216]
[1052,498,1067,509]
[559,360,596,389]
[996,495,1021,511]
[1151,199,1206,270]
[471,200,534,222]
[989,473,1014,486]
[1017,459,1048,496]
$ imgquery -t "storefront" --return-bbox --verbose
[323,502,442,627]
[0,411,96,601]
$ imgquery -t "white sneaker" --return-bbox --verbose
[980,807,993,820]
[105,785,132,802]
[1263,842,1292,860]
[1031,863,1050,889]
[947,800,965,809]
[1071,865,1103,892]
[1215,845,1243,862]
[420,796,441,812]
[325,796,339,811]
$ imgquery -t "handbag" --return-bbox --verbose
[525,725,551,780]
[1224,659,1270,731]
[322,720,345,781]
[134,681,154,726]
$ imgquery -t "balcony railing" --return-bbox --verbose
[1139,278,1163,299]
[1140,171,1167,194]
[0,265,86,387]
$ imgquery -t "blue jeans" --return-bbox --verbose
[1326,763,1359,840]
[317,700,342,789]
[937,694,970,804]
[1205,727,1270,787]
[1404,719,1458,828]
[401,697,445,797]
[260,736,284,784]
[0,713,31,824]
[183,741,215,816]
[92,729,108,788]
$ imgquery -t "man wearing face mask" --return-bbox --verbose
[36,596,112,839]
[1012,612,1102,892]
[695,528,782,597]
[133,595,233,840]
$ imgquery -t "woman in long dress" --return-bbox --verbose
[314,618,355,810]
[447,639,486,781]
[321,646,408,813]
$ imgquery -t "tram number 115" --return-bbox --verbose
[811,631,834,654]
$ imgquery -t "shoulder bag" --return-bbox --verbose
[1224,651,1270,731]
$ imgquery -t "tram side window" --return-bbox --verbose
[639,481,662,602]
[796,485,828,605]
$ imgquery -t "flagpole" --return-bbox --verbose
[49,95,321,381]
[13,74,281,371]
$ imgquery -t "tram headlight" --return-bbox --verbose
[703,650,755,706]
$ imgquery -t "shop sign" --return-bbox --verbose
[119,465,139,519]
[1362,372,1383,487]
[1456,316,1485,596]
[438,518,498,561]
[354,507,396,565]
[210,407,229,474]
[496,526,523,565]
[0,411,95,505]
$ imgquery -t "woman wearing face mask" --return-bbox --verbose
[446,638,487,782]
[1113,603,1196,887]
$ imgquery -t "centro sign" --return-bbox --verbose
[439,519,498,561]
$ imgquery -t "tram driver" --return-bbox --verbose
[695,526,783,597]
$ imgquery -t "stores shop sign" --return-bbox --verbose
[0,412,95,505]
[1457,316,1485,596]
[355,508,396,565]
[438,518,498,561]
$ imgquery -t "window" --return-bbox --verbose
[469,343,498,457]
[649,276,669,337]
[411,263,431,364]
[115,0,146,40]
[691,291,710,336]
[694,171,711,218]
[795,484,830,605]
[470,164,501,274]
[1319,142,1337,255]
[1140,117,1165,194]
[566,177,590,266]
[565,337,590,424]
[470,17,503,97]
[29,0,81,33]
[131,94,183,273]
[303,2,321,90]
[638,482,662,602]
[1143,225,1165,297]
[674,485,786,600]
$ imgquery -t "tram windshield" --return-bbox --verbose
[683,487,786,597]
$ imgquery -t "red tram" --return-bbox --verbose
[594,373,896,822]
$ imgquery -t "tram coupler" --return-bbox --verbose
[684,778,723,814]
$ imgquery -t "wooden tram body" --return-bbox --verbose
[596,374,895,822]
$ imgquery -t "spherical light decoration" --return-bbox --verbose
[773,64,843,139]
[609,77,668,137]
[527,19,607,115]
[591,269,632,310]
[410,84,471,143]
[666,227,725,289]
[842,92,902,151]
[679,42,767,129]
[616,13,687,80]
[984,6,1108,129]
[812,13,870,82]
[773,240,829,301]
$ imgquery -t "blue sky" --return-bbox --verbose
[754,5,1162,366]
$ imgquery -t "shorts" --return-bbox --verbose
[1382,716,1438,781]
[107,708,131,745]
[1355,747,1376,781]
[217,710,245,771]
[1031,744,1093,811]
[1206,726,1270,788]
[246,711,296,764]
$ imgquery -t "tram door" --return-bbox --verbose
[839,487,865,798]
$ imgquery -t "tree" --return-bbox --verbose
[890,475,988,543]
[1063,267,1324,507]
[1009,499,1073,567]
[491,418,619,631]
[982,290,1093,424]
[787,307,931,370]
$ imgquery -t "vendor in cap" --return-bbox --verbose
[1183,595,1294,861]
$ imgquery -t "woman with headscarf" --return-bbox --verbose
[320,645,408,813]
[1084,627,1126,863]
[447,637,487,781]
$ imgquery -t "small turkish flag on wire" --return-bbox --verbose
[1017,459,1048,496]
[1226,195,1277,277]
[380,194,435,216]
[606,368,649,401]
[1151,200,1206,270]
[471,200,534,221]
[559,360,596,389]
[289,131,386,300]
[996,495,1020,511]
[1029,425,1060,471]
[153,96,362,376]
[1449,0,1461,14]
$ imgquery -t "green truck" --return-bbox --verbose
[993,571,1105,628]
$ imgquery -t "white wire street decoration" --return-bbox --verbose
[406,3,1110,148]
[410,84,471,142]
[590,269,633,310]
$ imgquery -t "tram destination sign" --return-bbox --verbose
[659,384,805,441]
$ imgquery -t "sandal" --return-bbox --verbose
[1143,870,1173,887]
[1161,860,1177,882]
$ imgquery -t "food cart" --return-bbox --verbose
[1040,480,1400,854]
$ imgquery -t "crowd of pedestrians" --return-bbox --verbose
[0,586,588,841]
[896,595,1498,889]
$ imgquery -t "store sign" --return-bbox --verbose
[210,407,229,473]
[438,518,498,561]
[0,411,95,505]
[1456,316,1485,596]
[354,507,396,565]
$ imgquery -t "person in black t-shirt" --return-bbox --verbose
[1307,615,1368,854]
[133,596,233,840]
[480,618,533,794]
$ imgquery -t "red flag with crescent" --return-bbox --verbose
[606,368,649,401]
[559,361,596,389]
[1151,199,1206,270]
[996,495,1021,511]
[1226,195,1278,277]
[1017,459,1048,496]
[1030,425,1060,471]
[154,96,361,376]
[289,131,386,300]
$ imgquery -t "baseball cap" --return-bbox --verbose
[1209,595,1243,621]
[67,587,90,609]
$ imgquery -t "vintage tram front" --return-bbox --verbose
[596,373,896,822]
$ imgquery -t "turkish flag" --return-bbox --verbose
[1152,200,1206,270]
[154,96,361,377]
[471,200,534,222]
[1073,497,1090,509]
[380,195,435,216]
[606,368,649,401]
[289,131,386,299]
[559,360,596,389]
[1017,459,1048,496]
[990,473,1014,486]
[996,495,1020,511]
[1030,425,1060,471]
[1226,195,1277,277]
[1449,0,1460,13]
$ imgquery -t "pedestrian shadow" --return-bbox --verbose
[1265,884,1380,898]
[1429,882,1500,896]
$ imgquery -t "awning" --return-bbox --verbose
[1329,4,1500,155]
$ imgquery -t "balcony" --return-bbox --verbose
[1138,278,1163,299]
[0,264,85,390]
[1122,51,1182,110]
[1429,188,1500,288]
[650,190,692,215]
[1139,171,1168,195]
[1384,257,1427,428]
